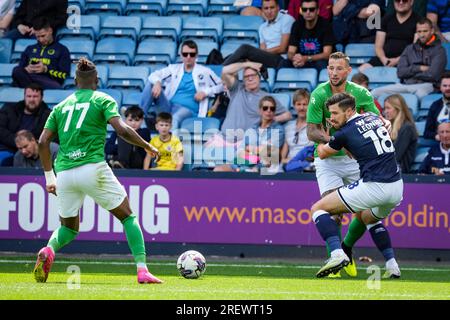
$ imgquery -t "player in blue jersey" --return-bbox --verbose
[311,92,403,278]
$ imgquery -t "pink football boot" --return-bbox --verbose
[33,247,55,283]
[137,267,163,284]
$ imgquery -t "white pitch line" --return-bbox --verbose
[1,259,450,272]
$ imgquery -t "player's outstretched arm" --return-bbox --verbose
[317,143,339,160]
[38,128,57,195]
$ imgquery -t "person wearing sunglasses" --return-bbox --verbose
[419,120,450,175]
[140,40,224,129]
[287,0,335,71]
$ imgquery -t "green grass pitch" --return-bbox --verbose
[0,256,449,300]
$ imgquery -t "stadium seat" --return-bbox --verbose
[180,17,223,43]
[125,0,168,16]
[205,64,223,78]
[98,88,123,107]
[43,89,75,108]
[0,64,16,86]
[410,146,430,173]
[222,15,263,45]
[362,66,399,89]
[0,38,13,63]
[180,117,221,133]
[420,93,442,110]
[93,38,136,65]
[139,16,182,42]
[107,65,149,90]
[56,15,100,41]
[85,0,126,16]
[378,93,419,118]
[177,40,218,64]
[122,90,143,107]
[0,87,23,108]
[60,39,95,60]
[271,92,291,111]
[69,0,86,13]
[415,109,429,121]
[166,0,207,16]
[98,16,142,41]
[134,39,177,66]
[10,39,35,64]
[220,40,256,59]
[64,64,109,89]
[273,68,317,93]
[207,0,239,16]
[345,43,375,66]
[443,43,450,70]
[415,120,426,137]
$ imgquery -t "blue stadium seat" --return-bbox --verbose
[0,64,15,86]
[222,15,263,45]
[139,16,182,42]
[85,0,126,16]
[98,88,123,107]
[125,0,168,16]
[63,64,109,89]
[107,65,149,90]
[271,93,291,111]
[93,38,136,65]
[415,120,426,137]
[69,0,86,13]
[0,38,13,63]
[134,39,177,66]
[362,66,399,89]
[166,0,207,16]
[0,87,23,108]
[60,39,95,60]
[207,0,239,16]
[10,39,35,64]
[420,93,442,110]
[411,146,430,172]
[180,17,223,43]
[443,43,450,70]
[98,16,142,41]
[122,90,143,107]
[345,43,375,66]
[56,15,100,41]
[378,93,419,118]
[205,64,223,78]
[44,90,75,108]
[180,117,221,142]
[273,68,317,93]
[177,40,218,64]
[220,40,256,59]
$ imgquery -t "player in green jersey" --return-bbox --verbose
[34,58,163,284]
[306,52,401,279]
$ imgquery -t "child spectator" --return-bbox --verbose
[143,112,184,171]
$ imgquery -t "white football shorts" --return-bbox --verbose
[314,155,360,196]
[337,179,404,220]
[56,161,127,218]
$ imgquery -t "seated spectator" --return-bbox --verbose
[223,0,295,70]
[419,120,450,175]
[424,72,450,141]
[351,72,383,113]
[383,94,418,173]
[288,0,333,21]
[287,0,335,71]
[359,0,420,71]
[0,0,15,37]
[143,112,183,171]
[371,18,447,100]
[105,106,150,169]
[5,0,68,40]
[0,83,51,155]
[386,0,428,18]
[12,17,70,89]
[332,0,384,44]
[214,96,285,173]
[426,0,450,43]
[280,89,315,172]
[140,40,223,130]
[13,129,58,168]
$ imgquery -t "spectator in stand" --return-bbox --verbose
[281,89,315,172]
[0,83,51,156]
[287,0,335,71]
[12,17,70,89]
[5,0,68,40]
[140,40,223,130]
[424,72,450,141]
[419,120,450,175]
[288,0,333,21]
[105,106,151,169]
[383,94,418,173]
[426,0,450,43]
[332,0,385,44]
[13,129,58,168]
[371,18,447,99]
[0,0,15,37]
[386,0,428,18]
[223,0,295,70]
[143,112,183,171]
[359,0,420,72]
[350,72,383,113]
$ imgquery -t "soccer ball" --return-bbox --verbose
[176,250,206,279]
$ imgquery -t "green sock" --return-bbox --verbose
[47,225,78,253]
[326,225,342,257]
[122,215,147,265]
[343,217,367,248]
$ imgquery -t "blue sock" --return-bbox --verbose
[368,223,395,261]
[313,210,341,252]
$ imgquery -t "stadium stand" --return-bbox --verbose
[107,65,150,90]
[166,0,208,17]
[420,93,442,111]
[273,68,318,93]
[179,16,223,43]
[122,90,143,107]
[60,39,96,60]
[361,66,400,90]
[271,92,291,112]
[207,0,239,17]
[125,0,168,17]
[0,39,13,64]
[10,39,35,64]
[444,43,450,71]
[0,64,16,87]
[139,16,182,42]
[56,15,101,41]
[345,43,376,67]
[98,15,142,41]
[222,15,263,46]
[98,88,123,107]
[44,89,76,109]
[0,87,23,108]
[85,0,127,16]
[93,38,136,65]
[134,39,177,66]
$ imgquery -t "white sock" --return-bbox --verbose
[331,249,345,258]
[137,263,147,270]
